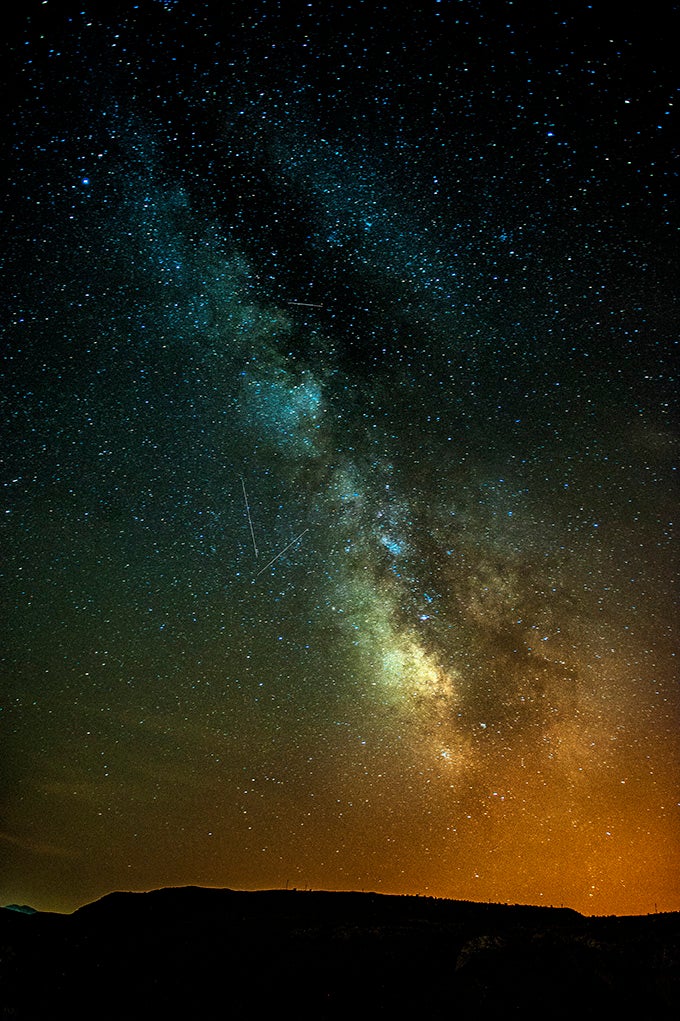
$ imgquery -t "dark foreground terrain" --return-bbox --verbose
[1,887,678,1018]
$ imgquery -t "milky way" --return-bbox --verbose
[1,1,678,915]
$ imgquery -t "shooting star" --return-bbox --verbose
[286,300,324,308]
[240,476,258,558]
[255,529,309,578]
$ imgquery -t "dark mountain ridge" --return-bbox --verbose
[1,887,678,1018]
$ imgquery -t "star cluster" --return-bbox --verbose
[1,1,677,915]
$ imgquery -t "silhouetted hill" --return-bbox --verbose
[1,888,678,1019]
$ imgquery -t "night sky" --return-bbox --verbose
[1,0,678,917]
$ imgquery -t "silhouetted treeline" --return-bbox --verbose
[1,888,678,1019]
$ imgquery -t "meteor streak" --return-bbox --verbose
[240,476,258,558]
[255,529,309,577]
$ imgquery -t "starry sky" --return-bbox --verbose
[1,0,678,916]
